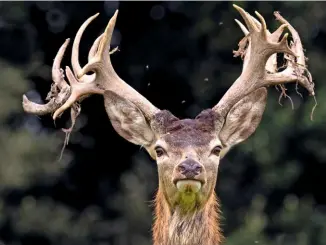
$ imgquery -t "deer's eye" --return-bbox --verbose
[155,146,165,157]
[211,146,222,156]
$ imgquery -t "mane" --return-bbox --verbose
[153,189,224,245]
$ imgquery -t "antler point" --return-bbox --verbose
[233,4,243,12]
[111,9,119,21]
[234,18,249,35]
[89,13,100,22]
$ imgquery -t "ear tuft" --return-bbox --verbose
[103,90,155,146]
[219,87,268,149]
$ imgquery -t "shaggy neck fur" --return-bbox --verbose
[153,190,223,245]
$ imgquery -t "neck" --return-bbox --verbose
[153,190,223,245]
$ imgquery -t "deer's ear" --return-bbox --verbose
[219,88,268,150]
[103,90,155,146]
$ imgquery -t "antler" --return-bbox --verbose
[213,4,315,119]
[22,10,159,124]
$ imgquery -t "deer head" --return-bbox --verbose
[22,5,315,245]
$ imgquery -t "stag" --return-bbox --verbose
[22,5,315,245]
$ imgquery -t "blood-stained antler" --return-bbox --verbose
[22,11,159,125]
[213,4,315,120]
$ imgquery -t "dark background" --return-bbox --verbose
[1,1,326,245]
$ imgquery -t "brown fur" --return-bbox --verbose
[153,189,223,245]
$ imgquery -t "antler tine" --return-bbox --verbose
[233,5,260,33]
[212,4,315,120]
[71,13,99,81]
[52,38,71,90]
[235,19,249,36]
[77,10,118,78]
[233,18,251,71]
[88,34,103,62]
[98,11,117,59]
[22,39,72,115]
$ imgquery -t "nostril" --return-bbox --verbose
[195,165,202,173]
[178,165,186,173]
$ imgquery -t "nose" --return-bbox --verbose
[177,159,203,178]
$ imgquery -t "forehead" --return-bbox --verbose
[162,120,215,147]
[152,109,220,148]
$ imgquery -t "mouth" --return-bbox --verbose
[175,179,203,193]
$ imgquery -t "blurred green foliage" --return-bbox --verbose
[1,1,326,245]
